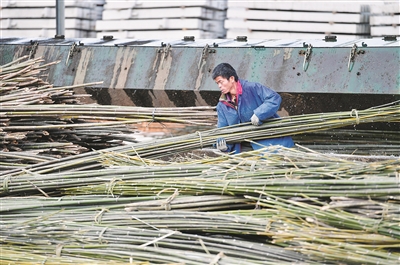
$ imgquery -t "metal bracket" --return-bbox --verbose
[302,43,312,72]
[347,43,366,72]
[198,44,216,69]
[28,41,38,59]
[157,43,171,69]
[347,44,357,72]
[66,42,78,65]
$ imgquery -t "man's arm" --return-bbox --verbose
[216,104,229,128]
[252,83,282,122]
[216,103,237,152]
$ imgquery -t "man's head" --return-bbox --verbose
[211,63,238,81]
[212,63,239,95]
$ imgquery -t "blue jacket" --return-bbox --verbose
[216,79,294,153]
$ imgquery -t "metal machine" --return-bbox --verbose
[1,36,399,116]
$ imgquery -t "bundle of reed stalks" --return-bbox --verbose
[0,246,140,265]
[293,128,400,155]
[2,145,399,200]
[1,146,399,264]
[0,194,251,213]
[243,193,400,264]
[0,56,130,158]
[1,57,217,168]
[0,56,93,105]
[1,185,398,264]
[0,198,310,264]
[56,147,399,201]
[1,104,217,125]
[2,100,397,176]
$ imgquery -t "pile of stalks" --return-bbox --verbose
[1,146,399,264]
[1,99,398,175]
[1,56,399,264]
[0,57,217,171]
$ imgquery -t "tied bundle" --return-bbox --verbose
[1,57,217,171]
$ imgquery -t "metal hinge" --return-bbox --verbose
[27,41,39,59]
[66,42,78,65]
[157,43,171,69]
[347,43,366,72]
[302,42,313,72]
[198,44,216,69]
[348,44,358,72]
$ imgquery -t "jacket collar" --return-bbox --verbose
[237,80,243,95]
[219,80,242,109]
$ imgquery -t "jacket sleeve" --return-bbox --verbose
[252,83,282,121]
[216,103,237,153]
[216,103,229,128]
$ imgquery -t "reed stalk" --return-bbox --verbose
[1,102,398,176]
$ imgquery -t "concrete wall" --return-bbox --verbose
[0,0,398,39]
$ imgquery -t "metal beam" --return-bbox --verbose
[55,0,65,36]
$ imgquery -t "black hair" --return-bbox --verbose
[211,63,239,82]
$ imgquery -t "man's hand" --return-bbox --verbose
[251,114,261,126]
[215,137,228,151]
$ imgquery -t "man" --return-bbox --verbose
[212,63,294,153]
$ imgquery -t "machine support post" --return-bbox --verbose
[56,0,65,36]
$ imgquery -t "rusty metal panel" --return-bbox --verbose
[204,45,399,94]
[1,37,399,95]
